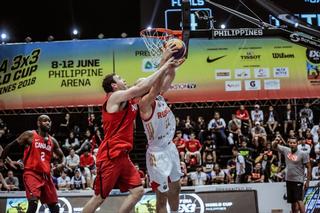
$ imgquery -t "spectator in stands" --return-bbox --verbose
[57,169,71,190]
[88,113,98,133]
[185,132,202,166]
[265,105,279,135]
[58,113,71,140]
[0,172,9,191]
[299,102,314,126]
[305,129,314,146]
[211,164,226,184]
[227,114,242,146]
[251,121,267,148]
[238,139,255,175]
[312,160,320,180]
[299,112,312,133]
[90,129,102,153]
[175,117,185,132]
[4,170,19,190]
[66,148,80,175]
[202,137,216,164]
[247,163,264,183]
[284,104,296,135]
[71,169,86,190]
[311,122,320,144]
[236,105,251,135]
[232,147,246,183]
[226,158,237,183]
[79,166,92,189]
[251,104,264,124]
[202,154,215,184]
[297,137,311,155]
[195,116,206,144]
[314,139,320,161]
[208,112,227,145]
[76,129,92,155]
[180,161,188,186]
[80,149,95,171]
[63,131,80,153]
[173,130,186,161]
[183,115,195,140]
[190,165,207,186]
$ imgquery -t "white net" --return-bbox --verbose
[140,28,175,67]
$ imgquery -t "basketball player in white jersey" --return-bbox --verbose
[138,45,185,213]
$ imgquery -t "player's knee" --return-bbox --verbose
[27,198,38,213]
[48,203,59,213]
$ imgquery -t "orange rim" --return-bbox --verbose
[140,28,182,40]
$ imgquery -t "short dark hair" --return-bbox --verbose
[102,73,116,93]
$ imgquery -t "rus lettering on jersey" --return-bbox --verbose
[157,107,171,119]
[35,142,52,151]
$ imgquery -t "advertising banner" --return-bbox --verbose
[0,37,318,110]
[1,190,258,213]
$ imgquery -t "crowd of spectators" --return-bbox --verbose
[0,102,319,191]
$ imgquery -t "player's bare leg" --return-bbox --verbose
[119,186,144,213]
[167,180,181,212]
[155,190,169,213]
[297,201,305,213]
[82,194,105,213]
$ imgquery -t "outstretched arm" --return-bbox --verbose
[0,130,33,164]
[138,70,166,120]
[108,57,175,108]
[161,58,185,94]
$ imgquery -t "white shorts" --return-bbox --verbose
[146,142,183,193]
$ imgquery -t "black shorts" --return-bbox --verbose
[286,181,303,203]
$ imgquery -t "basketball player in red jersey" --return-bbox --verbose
[82,50,177,213]
[0,115,65,213]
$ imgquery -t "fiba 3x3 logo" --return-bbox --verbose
[167,193,205,213]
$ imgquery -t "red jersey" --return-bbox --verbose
[80,153,95,167]
[174,137,186,153]
[97,97,137,162]
[186,139,202,152]
[23,131,54,175]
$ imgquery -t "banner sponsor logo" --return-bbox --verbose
[142,58,156,72]
[206,55,226,63]
[235,69,250,79]
[215,69,231,79]
[177,193,205,213]
[240,51,261,60]
[170,83,197,90]
[254,68,270,78]
[306,49,320,64]
[245,80,261,90]
[273,67,289,77]
[212,28,263,38]
[135,50,151,57]
[306,62,320,80]
[290,33,320,48]
[264,79,280,90]
[225,81,242,91]
[272,53,295,59]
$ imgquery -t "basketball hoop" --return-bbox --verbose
[140,28,182,67]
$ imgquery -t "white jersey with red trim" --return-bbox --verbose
[142,95,176,151]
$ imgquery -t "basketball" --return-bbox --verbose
[165,38,186,59]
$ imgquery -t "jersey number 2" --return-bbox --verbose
[40,152,45,161]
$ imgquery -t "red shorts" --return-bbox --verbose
[94,153,142,198]
[23,170,58,204]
